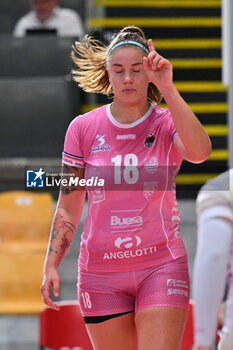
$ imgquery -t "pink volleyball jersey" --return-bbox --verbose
[62,103,187,272]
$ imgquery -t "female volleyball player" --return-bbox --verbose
[41,26,211,350]
[193,169,233,350]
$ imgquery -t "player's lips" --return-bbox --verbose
[122,88,136,93]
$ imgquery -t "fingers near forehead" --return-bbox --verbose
[148,39,155,52]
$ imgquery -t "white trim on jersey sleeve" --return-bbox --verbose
[62,151,86,168]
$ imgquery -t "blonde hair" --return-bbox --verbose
[71,26,162,104]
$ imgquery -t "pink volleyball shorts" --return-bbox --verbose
[78,255,190,317]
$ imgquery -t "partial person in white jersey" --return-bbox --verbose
[40,26,211,350]
[13,0,84,38]
[193,169,233,350]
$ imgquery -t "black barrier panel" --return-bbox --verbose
[0,76,80,157]
[0,0,22,33]
[0,35,77,77]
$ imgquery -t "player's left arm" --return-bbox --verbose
[143,39,212,164]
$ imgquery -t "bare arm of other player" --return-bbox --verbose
[40,164,86,310]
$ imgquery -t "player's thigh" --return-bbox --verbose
[135,306,187,350]
[86,311,137,350]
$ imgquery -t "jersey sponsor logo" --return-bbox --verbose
[174,230,182,240]
[116,134,136,140]
[171,215,180,224]
[144,133,155,148]
[110,210,143,234]
[171,163,180,194]
[172,205,179,212]
[168,288,189,297]
[114,236,141,249]
[171,190,181,239]
[171,215,181,239]
[91,134,110,153]
[103,240,157,261]
[143,181,158,200]
[144,156,158,174]
[167,279,188,288]
[167,279,189,297]
[96,134,106,146]
[111,215,143,226]
[92,187,105,203]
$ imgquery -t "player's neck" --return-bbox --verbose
[110,101,150,124]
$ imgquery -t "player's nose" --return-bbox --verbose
[123,71,133,83]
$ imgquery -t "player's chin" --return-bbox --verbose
[120,93,140,105]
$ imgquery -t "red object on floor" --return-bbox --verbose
[39,301,93,350]
[181,301,194,350]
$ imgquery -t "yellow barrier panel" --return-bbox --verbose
[88,17,221,28]
[94,0,221,8]
[0,191,53,314]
